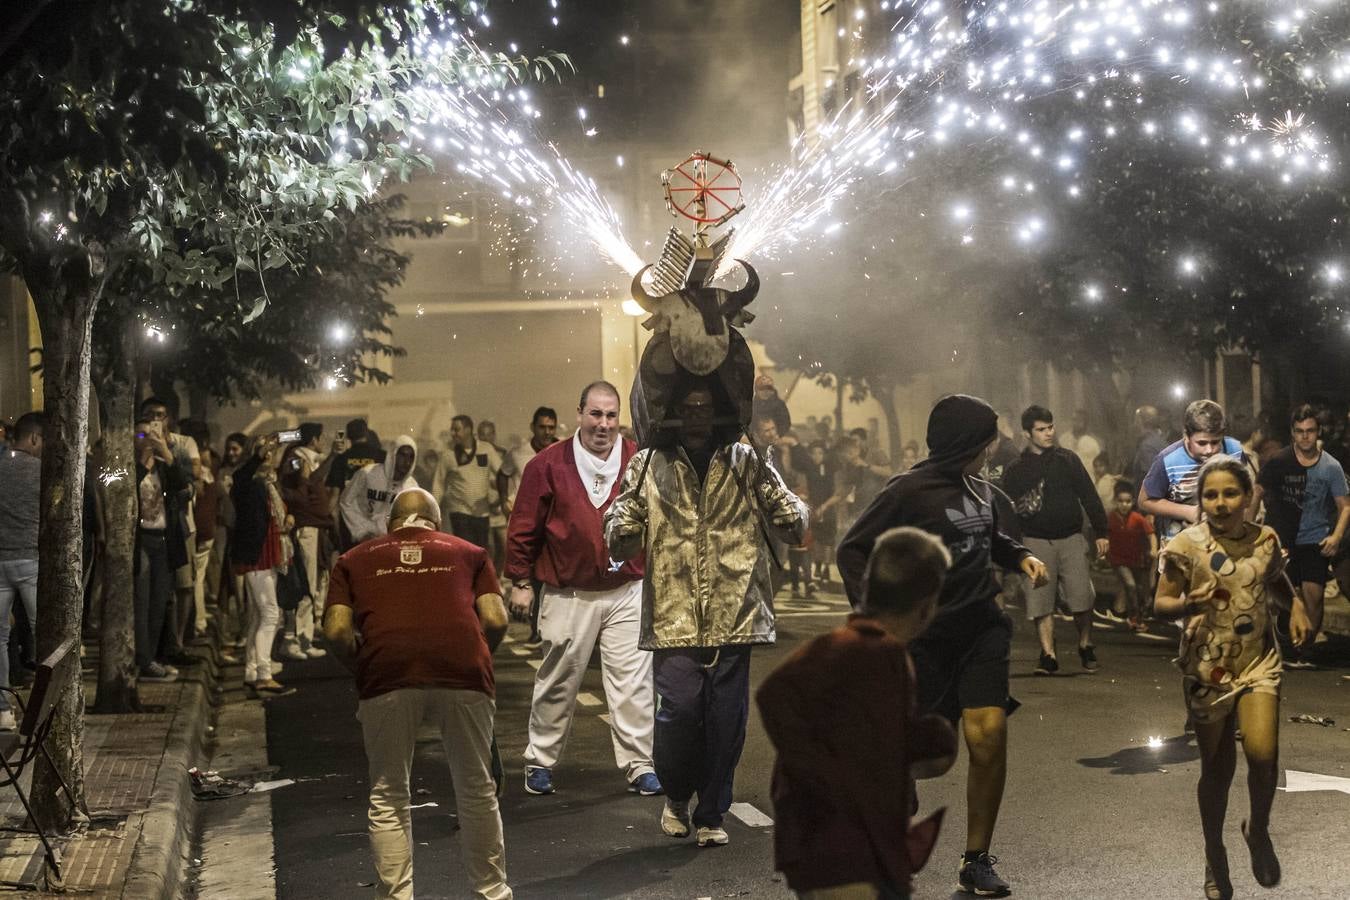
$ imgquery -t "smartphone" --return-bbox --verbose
[147,420,163,438]
[277,429,302,443]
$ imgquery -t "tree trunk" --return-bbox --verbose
[93,315,140,713]
[29,280,94,832]
[834,379,845,436]
[868,376,902,465]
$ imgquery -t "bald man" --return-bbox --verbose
[325,488,512,900]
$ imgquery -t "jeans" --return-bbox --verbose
[652,645,752,828]
[135,531,173,671]
[358,688,511,900]
[0,559,38,710]
[243,569,281,683]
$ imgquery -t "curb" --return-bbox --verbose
[118,662,215,900]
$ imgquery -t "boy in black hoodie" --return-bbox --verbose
[838,394,1046,898]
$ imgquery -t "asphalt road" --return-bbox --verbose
[262,590,1350,900]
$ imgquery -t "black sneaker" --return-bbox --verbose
[1034,653,1058,676]
[1079,645,1100,672]
[958,852,1011,897]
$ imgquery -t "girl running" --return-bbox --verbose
[1154,455,1310,899]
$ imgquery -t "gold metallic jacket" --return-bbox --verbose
[604,443,808,651]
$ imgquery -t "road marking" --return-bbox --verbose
[728,802,773,827]
[510,646,530,656]
[1281,770,1350,795]
[527,659,542,670]
[598,714,612,725]
[1135,632,1172,642]
[577,692,604,707]
[1092,622,1114,630]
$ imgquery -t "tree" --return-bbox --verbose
[0,0,557,832]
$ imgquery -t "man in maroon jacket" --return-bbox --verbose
[506,380,659,797]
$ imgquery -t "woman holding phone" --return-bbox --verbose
[230,434,294,693]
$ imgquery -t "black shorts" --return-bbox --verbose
[909,611,1015,725]
[1288,544,1330,587]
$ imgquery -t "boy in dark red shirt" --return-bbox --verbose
[757,526,958,900]
[1106,480,1157,630]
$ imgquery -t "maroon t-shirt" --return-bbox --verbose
[328,527,499,700]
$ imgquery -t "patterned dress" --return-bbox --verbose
[1162,522,1285,724]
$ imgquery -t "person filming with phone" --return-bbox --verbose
[134,416,193,683]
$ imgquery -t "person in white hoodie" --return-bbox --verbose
[340,435,419,546]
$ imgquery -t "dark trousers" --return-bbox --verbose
[449,514,490,551]
[652,645,752,828]
[135,530,173,670]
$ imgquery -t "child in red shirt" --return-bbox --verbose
[756,526,958,899]
[1106,480,1157,631]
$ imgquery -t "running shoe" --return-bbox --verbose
[696,826,729,848]
[661,800,690,838]
[0,710,16,731]
[1079,645,1100,672]
[524,766,554,795]
[1034,653,1059,676]
[628,772,663,796]
[957,852,1011,897]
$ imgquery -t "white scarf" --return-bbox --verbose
[573,432,622,509]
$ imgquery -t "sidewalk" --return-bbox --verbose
[0,647,213,898]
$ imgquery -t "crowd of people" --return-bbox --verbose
[2,376,1348,900]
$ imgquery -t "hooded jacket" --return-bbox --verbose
[837,395,1030,639]
[339,435,419,546]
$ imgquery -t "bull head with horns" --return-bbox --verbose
[628,234,760,447]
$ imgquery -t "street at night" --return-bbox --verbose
[184,592,1350,900]
[5,1,1350,898]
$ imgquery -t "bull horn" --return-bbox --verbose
[723,260,759,314]
[630,265,660,313]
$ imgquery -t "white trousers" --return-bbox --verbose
[243,569,280,683]
[523,579,655,779]
[358,688,511,900]
[192,538,214,635]
[286,526,327,647]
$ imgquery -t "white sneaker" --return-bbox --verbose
[660,801,690,838]
[304,646,328,658]
[696,826,729,847]
[281,643,308,661]
[0,710,16,731]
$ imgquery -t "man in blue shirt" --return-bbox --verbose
[1139,400,1245,542]
[1252,404,1350,646]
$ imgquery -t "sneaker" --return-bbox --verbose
[0,710,16,731]
[957,852,1011,897]
[159,663,180,677]
[1034,653,1059,676]
[1079,645,1100,672]
[522,635,544,651]
[696,826,729,848]
[280,643,308,661]
[524,766,554,795]
[628,772,663,796]
[1284,659,1317,670]
[1128,618,1150,633]
[139,662,178,682]
[1095,608,1124,623]
[252,679,287,693]
[304,646,328,659]
[660,800,690,838]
